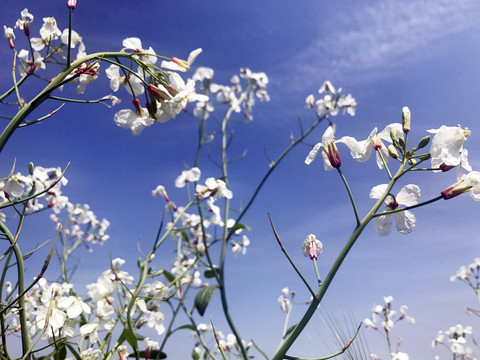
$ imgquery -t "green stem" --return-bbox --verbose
[0,221,30,358]
[336,168,360,226]
[217,90,250,359]
[372,195,443,217]
[0,51,143,154]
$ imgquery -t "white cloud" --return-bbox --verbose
[292,0,480,83]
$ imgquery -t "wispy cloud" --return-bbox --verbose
[290,0,480,84]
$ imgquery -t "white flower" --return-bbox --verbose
[105,64,144,95]
[337,123,402,169]
[15,9,34,34]
[114,108,153,135]
[302,234,323,260]
[60,29,86,56]
[30,17,61,51]
[305,94,315,109]
[400,305,415,324]
[161,48,202,72]
[122,37,157,64]
[391,352,409,360]
[232,235,250,256]
[370,184,420,236]
[145,311,165,335]
[450,265,471,282]
[17,49,45,76]
[80,322,100,343]
[57,296,91,318]
[305,124,341,170]
[196,177,232,199]
[337,94,357,116]
[175,167,201,188]
[163,73,209,119]
[427,125,471,171]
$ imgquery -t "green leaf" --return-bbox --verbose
[65,344,82,360]
[230,223,247,234]
[162,270,175,283]
[123,328,138,352]
[194,285,217,316]
[176,324,196,331]
[204,267,219,279]
[54,344,67,360]
[285,323,298,337]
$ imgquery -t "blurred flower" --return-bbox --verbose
[15,8,34,37]
[196,178,232,199]
[175,167,201,188]
[232,235,250,256]
[302,234,323,260]
[391,352,409,360]
[3,26,15,49]
[161,48,202,72]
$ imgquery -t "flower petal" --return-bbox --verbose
[396,185,421,206]
[373,214,392,236]
[394,211,416,234]
[369,184,388,199]
[305,143,321,165]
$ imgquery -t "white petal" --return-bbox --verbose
[396,185,420,206]
[370,184,388,199]
[337,127,376,162]
[122,37,142,49]
[169,72,186,91]
[321,150,334,171]
[373,215,392,236]
[305,143,321,165]
[378,123,402,142]
[395,211,416,234]
[187,48,202,64]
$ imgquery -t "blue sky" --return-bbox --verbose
[2,0,480,359]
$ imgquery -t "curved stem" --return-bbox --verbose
[0,221,30,358]
[336,168,360,227]
[0,51,143,154]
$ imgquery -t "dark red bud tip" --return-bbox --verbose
[439,163,455,172]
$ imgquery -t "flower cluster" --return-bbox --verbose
[432,324,476,360]
[364,296,415,360]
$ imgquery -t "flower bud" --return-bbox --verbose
[387,145,399,159]
[408,158,417,166]
[390,127,398,144]
[398,136,405,149]
[28,162,34,175]
[326,142,341,168]
[441,171,480,200]
[417,153,431,161]
[147,84,171,101]
[417,135,430,150]
[402,106,411,133]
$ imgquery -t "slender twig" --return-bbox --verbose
[269,213,316,298]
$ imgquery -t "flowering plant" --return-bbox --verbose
[0,3,478,360]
